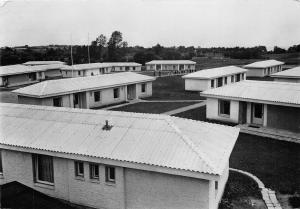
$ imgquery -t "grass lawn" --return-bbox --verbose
[174,105,207,121]
[145,76,204,100]
[0,90,18,103]
[220,171,266,209]
[110,101,197,114]
[231,133,300,194]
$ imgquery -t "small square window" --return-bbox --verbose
[105,166,115,183]
[219,100,230,116]
[94,91,101,102]
[53,97,62,107]
[113,88,119,99]
[89,164,99,180]
[211,80,214,88]
[141,83,146,93]
[75,161,84,177]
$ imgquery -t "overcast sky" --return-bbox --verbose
[1,0,300,49]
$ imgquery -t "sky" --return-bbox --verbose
[1,0,300,49]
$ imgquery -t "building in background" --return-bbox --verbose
[182,66,247,91]
[145,60,196,74]
[0,64,65,87]
[61,62,142,78]
[243,59,284,77]
[0,103,239,209]
[201,80,300,133]
[270,66,300,83]
[13,72,155,108]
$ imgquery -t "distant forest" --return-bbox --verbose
[1,31,300,66]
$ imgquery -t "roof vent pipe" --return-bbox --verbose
[102,120,113,131]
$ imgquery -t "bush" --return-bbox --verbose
[219,198,233,209]
[289,196,300,208]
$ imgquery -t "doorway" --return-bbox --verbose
[252,103,264,125]
[127,84,136,100]
[74,93,82,108]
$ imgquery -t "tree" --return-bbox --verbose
[273,46,286,54]
[107,31,125,61]
[95,34,107,62]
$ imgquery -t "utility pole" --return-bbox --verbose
[87,33,91,63]
[70,34,74,77]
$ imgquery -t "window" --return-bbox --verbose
[113,88,120,99]
[241,73,244,80]
[236,74,240,82]
[224,77,227,85]
[53,97,62,107]
[28,72,37,81]
[91,72,94,76]
[219,100,230,116]
[217,77,223,87]
[89,164,99,180]
[0,150,3,174]
[105,166,115,183]
[211,80,214,88]
[125,66,130,71]
[78,71,81,76]
[39,72,43,78]
[231,75,234,83]
[215,181,218,190]
[132,66,135,71]
[141,83,146,93]
[94,91,101,102]
[75,161,84,177]
[33,154,54,184]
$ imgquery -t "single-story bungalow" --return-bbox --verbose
[23,61,66,66]
[13,72,155,108]
[270,66,300,83]
[182,66,247,91]
[61,62,142,78]
[0,64,65,87]
[243,59,284,77]
[0,103,240,209]
[201,80,300,133]
[145,60,196,73]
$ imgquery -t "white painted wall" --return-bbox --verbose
[245,68,264,77]
[273,78,300,83]
[185,79,210,91]
[125,168,210,209]
[206,98,239,123]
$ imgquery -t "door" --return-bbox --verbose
[127,85,136,100]
[74,93,81,108]
[252,103,264,125]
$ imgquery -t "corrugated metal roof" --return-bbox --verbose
[201,80,300,106]
[23,61,65,65]
[182,66,247,79]
[145,60,196,65]
[0,103,239,176]
[0,64,65,76]
[61,62,141,71]
[244,60,284,68]
[13,72,155,98]
[270,66,300,78]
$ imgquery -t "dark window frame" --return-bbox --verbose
[141,83,146,93]
[113,88,120,99]
[74,161,84,178]
[105,166,116,183]
[32,154,54,185]
[94,91,101,102]
[53,97,62,107]
[219,100,231,116]
[89,163,99,180]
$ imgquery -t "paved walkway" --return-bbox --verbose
[162,101,206,115]
[237,124,300,144]
[230,168,282,209]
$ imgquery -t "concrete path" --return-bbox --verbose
[162,101,206,115]
[237,124,300,144]
[230,168,282,209]
[102,99,140,110]
[140,99,204,103]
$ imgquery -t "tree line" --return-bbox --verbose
[1,30,300,66]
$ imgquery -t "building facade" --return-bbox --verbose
[201,80,300,133]
[145,60,196,74]
[270,66,300,83]
[0,103,239,209]
[0,64,65,87]
[61,62,142,78]
[243,60,284,77]
[182,66,247,91]
[13,72,155,108]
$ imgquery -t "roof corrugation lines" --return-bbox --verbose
[201,80,300,105]
[0,103,239,176]
[23,61,65,65]
[146,60,196,65]
[182,66,247,79]
[244,59,284,68]
[13,72,155,98]
[271,66,300,78]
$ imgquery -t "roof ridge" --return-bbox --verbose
[164,117,216,174]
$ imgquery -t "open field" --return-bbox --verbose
[110,101,198,114]
[220,171,266,209]
[144,76,204,100]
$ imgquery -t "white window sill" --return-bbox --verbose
[34,182,55,190]
[219,114,230,118]
[75,176,85,181]
[89,179,100,184]
[105,181,116,187]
